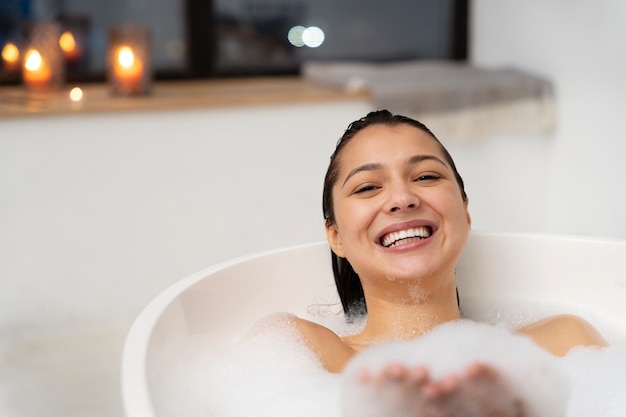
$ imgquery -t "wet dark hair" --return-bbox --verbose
[322,110,468,319]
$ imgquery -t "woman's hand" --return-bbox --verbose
[349,362,525,417]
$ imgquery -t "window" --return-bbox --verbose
[210,0,468,76]
[1,0,467,84]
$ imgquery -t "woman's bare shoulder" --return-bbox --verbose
[516,314,609,356]
[293,317,356,373]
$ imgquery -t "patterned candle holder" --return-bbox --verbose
[22,22,65,92]
[107,25,152,96]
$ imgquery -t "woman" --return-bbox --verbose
[292,110,607,415]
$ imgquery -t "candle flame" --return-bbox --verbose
[59,31,77,53]
[117,47,135,68]
[2,42,19,63]
[24,49,43,71]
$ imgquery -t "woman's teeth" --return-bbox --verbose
[381,227,432,248]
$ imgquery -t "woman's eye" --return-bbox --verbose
[415,174,441,182]
[354,184,379,194]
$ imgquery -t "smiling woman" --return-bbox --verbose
[322,111,469,319]
[290,110,608,415]
[118,109,622,417]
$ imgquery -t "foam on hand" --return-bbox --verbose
[341,320,571,417]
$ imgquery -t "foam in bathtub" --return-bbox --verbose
[563,345,626,417]
[341,320,569,417]
[183,313,342,417]
[184,315,585,417]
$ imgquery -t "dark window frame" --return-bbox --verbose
[1,0,469,84]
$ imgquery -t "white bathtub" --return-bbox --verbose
[121,232,626,417]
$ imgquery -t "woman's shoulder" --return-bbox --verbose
[516,314,609,356]
[293,316,357,373]
[244,313,356,372]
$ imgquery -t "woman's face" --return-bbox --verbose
[326,123,471,295]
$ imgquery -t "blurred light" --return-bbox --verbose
[24,50,43,71]
[288,26,325,48]
[59,31,80,60]
[2,42,20,64]
[69,87,84,102]
[287,26,306,47]
[118,46,135,68]
[302,26,324,48]
[59,31,76,53]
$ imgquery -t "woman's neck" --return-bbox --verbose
[343,284,461,350]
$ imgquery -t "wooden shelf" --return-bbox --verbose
[0,77,369,119]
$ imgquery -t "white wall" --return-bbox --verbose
[468,0,626,238]
[0,101,369,334]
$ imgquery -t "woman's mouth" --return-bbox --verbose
[380,226,433,248]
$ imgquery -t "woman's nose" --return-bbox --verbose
[386,184,420,213]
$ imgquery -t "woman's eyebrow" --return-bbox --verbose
[342,163,382,187]
[342,155,448,188]
[408,154,449,167]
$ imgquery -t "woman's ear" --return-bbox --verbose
[325,222,346,258]
[464,198,472,229]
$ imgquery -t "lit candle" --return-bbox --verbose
[59,31,80,62]
[113,46,143,92]
[23,49,52,90]
[1,42,20,73]
[108,25,151,96]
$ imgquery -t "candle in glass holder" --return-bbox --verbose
[59,30,80,62]
[23,49,52,89]
[22,22,64,92]
[114,46,143,88]
[107,25,151,96]
[1,42,21,73]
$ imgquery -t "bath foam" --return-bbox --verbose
[563,345,626,417]
[184,314,624,417]
[187,313,343,417]
[341,320,570,417]
[460,297,626,346]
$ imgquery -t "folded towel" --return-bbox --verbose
[303,60,556,144]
